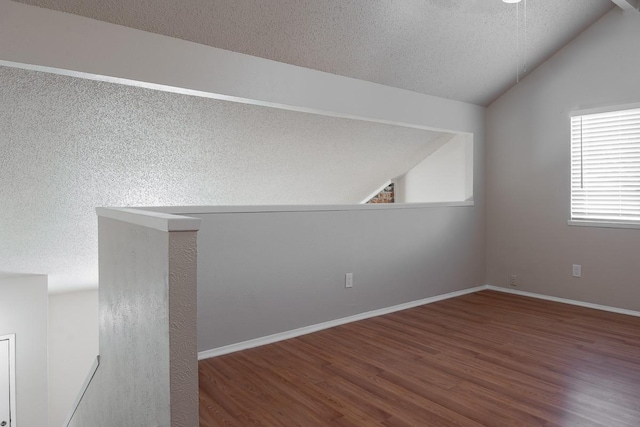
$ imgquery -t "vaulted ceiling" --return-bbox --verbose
[13,0,614,105]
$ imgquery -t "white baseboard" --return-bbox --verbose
[198,285,487,360]
[198,284,640,360]
[486,285,640,318]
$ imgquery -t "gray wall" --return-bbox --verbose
[190,204,485,352]
[486,9,640,311]
[0,275,48,427]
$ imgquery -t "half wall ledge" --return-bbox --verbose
[96,207,201,231]
[134,200,474,216]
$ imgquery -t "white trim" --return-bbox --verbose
[139,201,474,216]
[0,60,465,136]
[486,285,640,318]
[570,101,640,117]
[63,355,100,427]
[96,208,201,232]
[568,220,640,230]
[610,0,640,12]
[0,334,16,427]
[198,286,486,360]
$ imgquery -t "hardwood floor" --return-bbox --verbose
[199,290,640,426]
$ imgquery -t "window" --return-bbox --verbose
[571,105,640,227]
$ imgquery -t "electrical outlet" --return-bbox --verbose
[345,273,353,288]
[572,264,582,278]
[510,274,517,287]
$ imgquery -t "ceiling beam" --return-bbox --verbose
[0,0,483,136]
[611,0,639,11]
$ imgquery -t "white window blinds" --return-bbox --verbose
[571,106,640,224]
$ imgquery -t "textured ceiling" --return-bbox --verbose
[0,66,449,292]
[11,0,613,105]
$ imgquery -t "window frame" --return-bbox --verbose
[568,102,640,230]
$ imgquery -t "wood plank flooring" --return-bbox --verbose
[199,290,640,426]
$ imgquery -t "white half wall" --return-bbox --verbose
[0,274,48,427]
[68,209,199,427]
[486,9,640,311]
[48,290,98,427]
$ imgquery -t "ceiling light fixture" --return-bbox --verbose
[502,0,522,3]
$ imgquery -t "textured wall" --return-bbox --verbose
[0,65,447,292]
[0,275,48,427]
[48,290,99,427]
[70,219,172,426]
[68,216,198,427]
[486,9,640,311]
[168,231,198,427]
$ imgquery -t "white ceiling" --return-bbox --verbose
[0,66,449,292]
[12,0,613,105]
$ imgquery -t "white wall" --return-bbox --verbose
[0,275,48,427]
[48,290,98,427]
[486,9,640,311]
[395,134,473,203]
[69,211,198,427]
